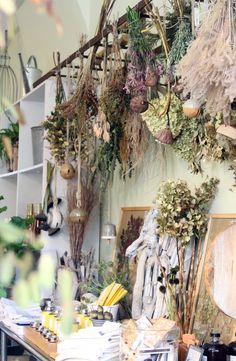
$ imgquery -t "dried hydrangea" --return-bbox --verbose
[156,178,219,245]
[171,117,203,173]
[142,94,186,137]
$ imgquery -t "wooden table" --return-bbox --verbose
[0,322,57,361]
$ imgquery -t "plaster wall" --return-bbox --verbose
[4,1,236,261]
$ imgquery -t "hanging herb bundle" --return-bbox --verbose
[95,77,128,191]
[125,6,162,112]
[169,20,192,65]
[119,112,149,177]
[43,108,76,165]
[43,53,78,166]
[142,94,185,139]
[177,0,236,123]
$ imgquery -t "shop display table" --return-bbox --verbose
[0,322,57,361]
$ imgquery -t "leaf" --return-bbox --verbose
[38,253,55,289]
[13,279,31,309]
[58,269,73,303]
[0,221,24,243]
[28,272,41,303]
[0,252,15,286]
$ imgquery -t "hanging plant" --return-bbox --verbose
[43,109,75,165]
[142,94,186,138]
[125,6,162,112]
[94,81,127,192]
[177,0,236,123]
[169,20,192,65]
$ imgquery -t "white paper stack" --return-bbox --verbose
[56,322,120,361]
[0,298,41,325]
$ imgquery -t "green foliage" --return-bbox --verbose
[0,195,7,214]
[4,217,40,258]
[169,21,192,65]
[94,84,128,192]
[10,216,33,229]
[43,109,69,165]
[86,261,130,296]
[156,178,219,245]
[143,94,186,138]
[0,121,19,160]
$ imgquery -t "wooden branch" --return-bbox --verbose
[34,0,152,87]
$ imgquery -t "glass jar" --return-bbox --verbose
[120,322,179,361]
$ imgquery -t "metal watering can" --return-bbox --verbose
[18,53,42,93]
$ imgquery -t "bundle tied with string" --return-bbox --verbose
[177,0,236,124]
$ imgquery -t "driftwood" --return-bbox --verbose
[126,208,179,319]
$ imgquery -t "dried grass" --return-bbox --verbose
[177,0,236,123]
[67,169,98,266]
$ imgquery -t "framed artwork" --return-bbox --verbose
[193,214,236,343]
[113,206,151,286]
[185,345,203,361]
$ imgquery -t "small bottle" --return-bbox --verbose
[203,331,227,361]
[228,333,236,360]
[33,203,42,235]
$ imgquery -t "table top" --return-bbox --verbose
[0,322,57,361]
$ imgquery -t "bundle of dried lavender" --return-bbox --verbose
[177,0,236,123]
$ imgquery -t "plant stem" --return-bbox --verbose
[157,253,183,336]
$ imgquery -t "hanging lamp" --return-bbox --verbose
[101,181,116,241]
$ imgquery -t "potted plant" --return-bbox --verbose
[0,120,19,172]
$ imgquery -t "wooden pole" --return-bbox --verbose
[33,0,152,87]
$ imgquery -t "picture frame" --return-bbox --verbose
[193,214,236,343]
[113,206,151,285]
[185,345,204,361]
[114,206,151,258]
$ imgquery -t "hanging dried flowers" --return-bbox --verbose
[142,94,185,139]
[177,0,236,123]
[169,20,192,65]
[125,6,162,112]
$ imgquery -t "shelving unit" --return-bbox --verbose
[0,80,52,220]
[0,78,100,259]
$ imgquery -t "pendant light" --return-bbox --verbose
[101,181,116,241]
[69,136,87,223]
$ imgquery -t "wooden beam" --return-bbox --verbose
[33,0,152,87]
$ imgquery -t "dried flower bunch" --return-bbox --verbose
[43,109,75,164]
[156,178,219,245]
[177,0,236,123]
[142,94,185,139]
[125,6,162,113]
[155,177,219,335]
[169,20,192,65]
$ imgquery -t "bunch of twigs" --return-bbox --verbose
[67,169,98,266]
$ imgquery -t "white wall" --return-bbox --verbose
[5,1,236,262]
